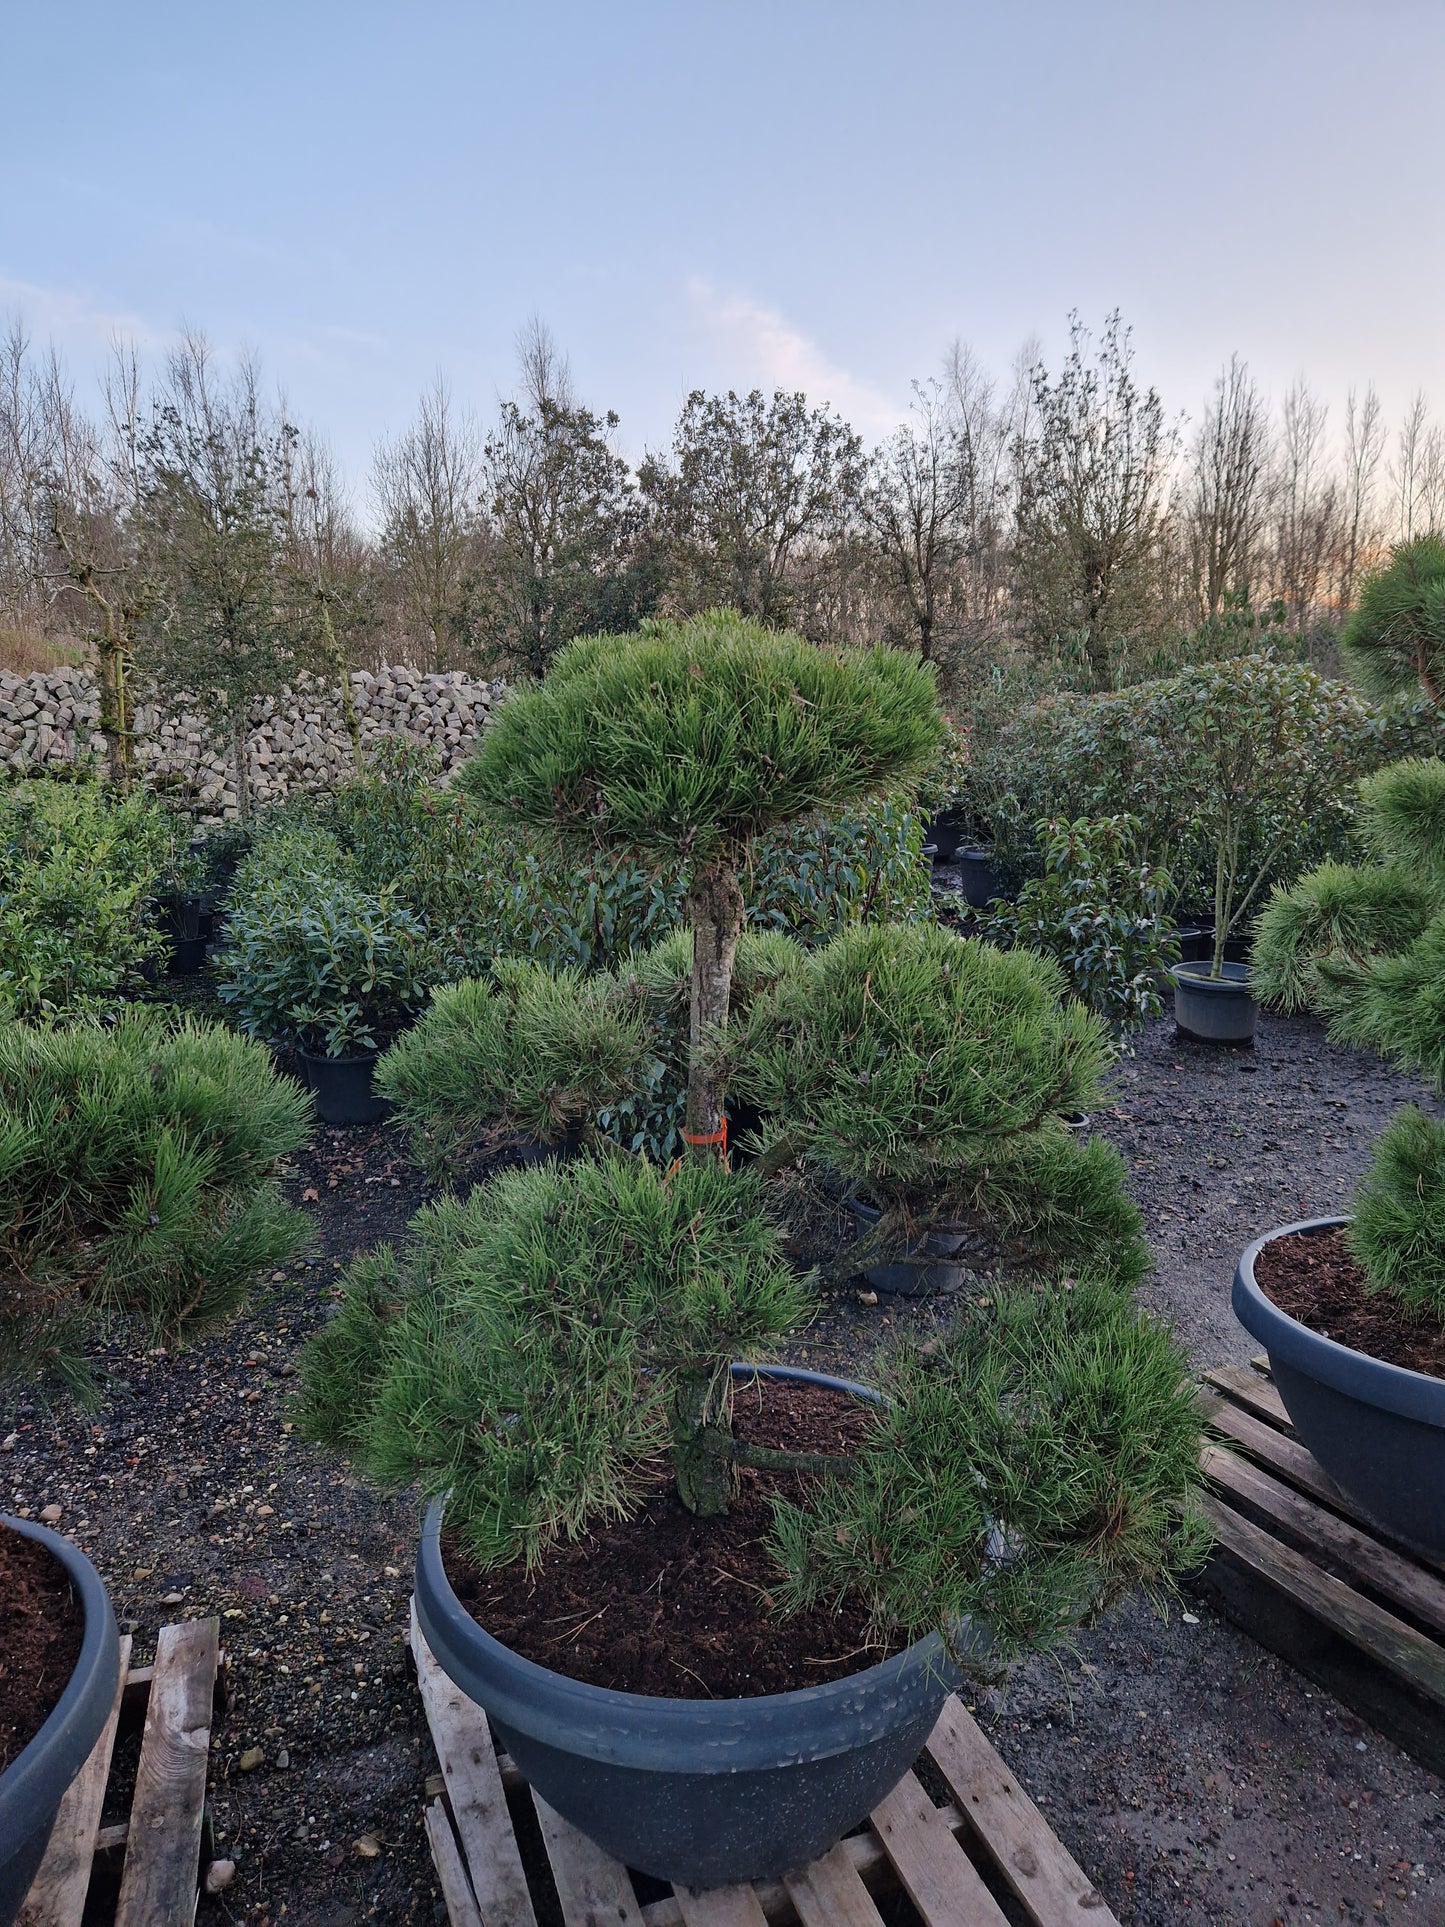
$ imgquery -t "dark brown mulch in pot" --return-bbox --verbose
[442,1376,907,1699]
[0,1525,84,1773]
[1254,1223,1445,1378]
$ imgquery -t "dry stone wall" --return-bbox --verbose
[0,664,501,812]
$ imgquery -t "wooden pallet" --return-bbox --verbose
[1198,1360,1445,1773]
[18,1617,225,1927]
[411,1601,1116,1927]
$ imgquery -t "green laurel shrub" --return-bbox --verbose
[0,779,171,1021]
[0,1010,311,1389]
[986,815,1176,1040]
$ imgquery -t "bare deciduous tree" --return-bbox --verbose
[1186,355,1270,617]
[372,376,481,663]
[1273,379,1339,632]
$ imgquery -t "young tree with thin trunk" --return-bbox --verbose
[464,611,943,1160]
[1339,385,1386,615]
[1273,379,1339,634]
[136,336,301,821]
[39,339,152,788]
[282,426,375,771]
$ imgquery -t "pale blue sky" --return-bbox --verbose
[4,0,1442,498]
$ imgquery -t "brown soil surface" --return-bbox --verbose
[1255,1223,1445,1377]
[0,1524,84,1773]
[443,1377,894,1697]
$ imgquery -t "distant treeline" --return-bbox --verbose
[2,309,1438,706]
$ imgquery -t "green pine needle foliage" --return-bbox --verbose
[375,960,653,1178]
[0,1010,311,1388]
[1321,913,1445,1091]
[295,1154,813,1570]
[735,924,1110,1186]
[1360,758,1445,883]
[1343,536,1445,705]
[1349,1108,1445,1320]
[1250,862,1438,1012]
[767,1278,1207,1662]
[464,610,944,864]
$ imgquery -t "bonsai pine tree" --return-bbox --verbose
[731,921,1147,1291]
[1253,756,1445,1081]
[1343,536,1445,707]
[465,610,943,1157]
[298,1150,1205,1635]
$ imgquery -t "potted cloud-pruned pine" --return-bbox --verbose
[296,612,1204,1887]
[1241,748,1445,1554]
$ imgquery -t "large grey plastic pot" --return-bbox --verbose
[922,810,966,864]
[1233,1217,1445,1557]
[843,1198,966,1296]
[1173,960,1258,1043]
[0,1518,120,1926]
[956,848,1001,909]
[412,1364,979,1887]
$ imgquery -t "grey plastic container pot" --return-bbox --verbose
[412,1363,981,1887]
[0,1517,120,1925]
[1233,1217,1445,1557]
[843,1197,966,1297]
[1172,960,1258,1044]
[299,1049,391,1127]
[956,847,1001,909]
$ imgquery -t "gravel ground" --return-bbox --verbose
[4,1002,1444,1922]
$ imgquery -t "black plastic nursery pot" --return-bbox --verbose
[165,934,209,977]
[955,847,1001,910]
[413,1364,979,1887]
[299,1049,391,1127]
[1233,1218,1445,1557]
[1172,960,1258,1044]
[0,1517,120,1926]
[843,1197,966,1297]
[922,809,966,865]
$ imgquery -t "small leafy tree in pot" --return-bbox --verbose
[464,610,944,1157]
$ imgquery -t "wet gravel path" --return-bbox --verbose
[4,1007,1444,1922]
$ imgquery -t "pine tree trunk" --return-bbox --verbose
[684,861,745,1162]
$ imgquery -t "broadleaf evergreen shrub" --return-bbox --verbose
[0,779,171,1021]
[986,815,1175,1041]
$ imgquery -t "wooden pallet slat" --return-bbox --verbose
[870,1770,1009,1927]
[112,1618,219,1927]
[412,1600,1116,1927]
[17,1635,134,1927]
[423,1798,484,1927]
[533,1791,648,1927]
[410,1603,540,1927]
[673,1882,771,1926]
[1203,1363,1293,1429]
[923,1696,1118,1926]
[781,1843,886,1927]
[1202,1442,1445,1637]
[1199,1493,1445,1705]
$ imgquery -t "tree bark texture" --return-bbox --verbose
[684,861,745,1162]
